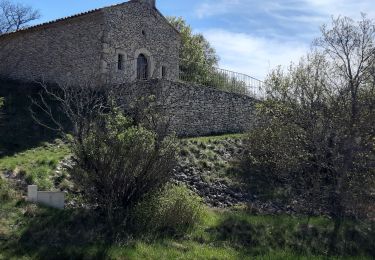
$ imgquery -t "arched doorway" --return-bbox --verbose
[137,54,148,80]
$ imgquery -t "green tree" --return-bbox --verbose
[168,17,248,94]
[168,16,218,86]
[241,15,375,253]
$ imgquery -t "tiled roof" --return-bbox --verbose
[0,1,130,39]
[0,1,180,40]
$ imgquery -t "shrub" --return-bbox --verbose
[240,17,375,251]
[0,178,14,201]
[70,110,178,221]
[240,122,309,200]
[132,184,205,237]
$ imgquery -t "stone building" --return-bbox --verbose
[0,0,258,137]
[0,0,180,86]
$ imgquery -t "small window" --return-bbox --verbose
[118,54,124,70]
[161,66,167,79]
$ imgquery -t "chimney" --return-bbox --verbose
[137,0,156,8]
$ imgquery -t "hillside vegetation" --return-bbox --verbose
[0,136,374,259]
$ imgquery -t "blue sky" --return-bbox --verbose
[18,0,375,79]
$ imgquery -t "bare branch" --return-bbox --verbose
[0,0,40,34]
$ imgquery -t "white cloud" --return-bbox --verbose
[195,0,241,18]
[305,0,375,18]
[195,0,375,21]
[194,0,375,79]
[202,29,309,80]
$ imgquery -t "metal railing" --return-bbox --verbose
[110,54,266,98]
[179,61,266,99]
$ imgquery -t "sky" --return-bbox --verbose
[17,0,375,80]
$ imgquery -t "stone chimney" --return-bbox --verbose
[136,0,156,8]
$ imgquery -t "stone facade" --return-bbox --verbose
[0,0,180,86]
[122,79,257,136]
[102,1,180,84]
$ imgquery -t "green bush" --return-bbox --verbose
[71,110,178,220]
[132,184,205,237]
[0,178,13,201]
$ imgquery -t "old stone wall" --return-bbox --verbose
[121,79,257,136]
[0,12,105,86]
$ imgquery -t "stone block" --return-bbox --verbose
[27,185,38,202]
[27,185,65,209]
[37,191,65,209]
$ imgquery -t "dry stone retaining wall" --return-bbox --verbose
[122,79,257,136]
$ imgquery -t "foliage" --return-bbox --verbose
[241,121,310,199]
[167,16,219,75]
[0,0,40,34]
[70,109,178,220]
[131,184,205,237]
[241,15,375,229]
[168,17,248,94]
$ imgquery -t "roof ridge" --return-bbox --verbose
[0,1,130,39]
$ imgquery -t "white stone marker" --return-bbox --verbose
[27,185,38,202]
[37,191,65,209]
[27,185,65,209]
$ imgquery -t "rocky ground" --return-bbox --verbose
[172,136,316,215]
[172,137,248,208]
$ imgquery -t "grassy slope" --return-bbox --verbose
[0,136,374,259]
[0,140,70,190]
[2,198,372,260]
